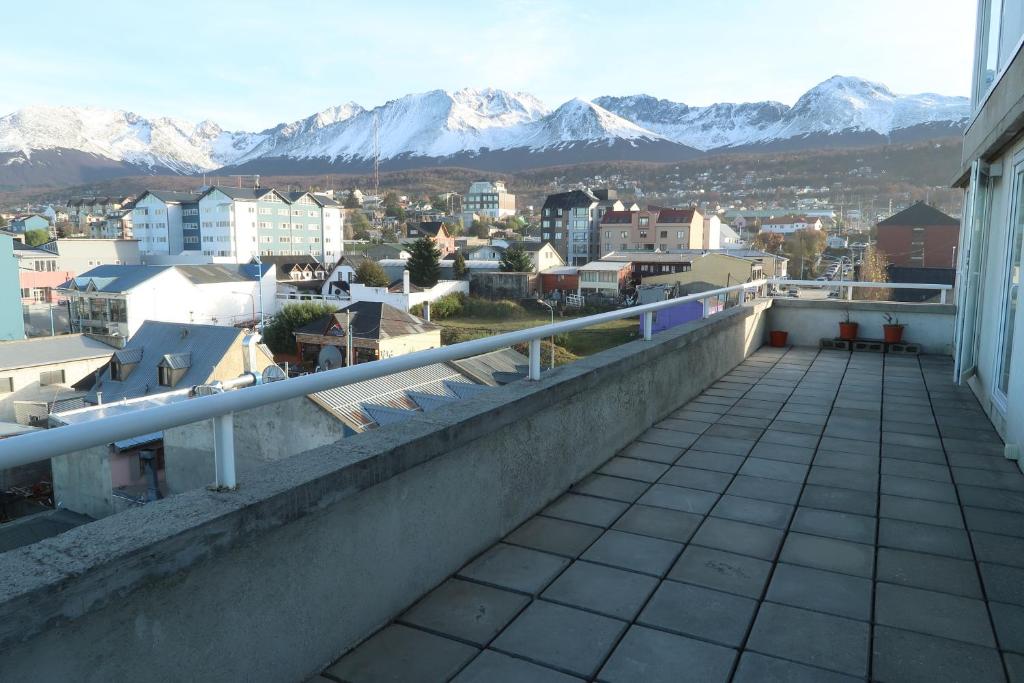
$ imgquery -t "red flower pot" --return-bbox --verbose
[838,322,859,341]
[769,330,788,347]
[883,324,904,343]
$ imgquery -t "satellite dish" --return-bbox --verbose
[318,346,345,371]
[262,365,287,383]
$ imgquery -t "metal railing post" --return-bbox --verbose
[643,311,653,341]
[528,339,542,380]
[212,413,237,490]
[701,297,709,319]
[940,289,947,304]
[847,286,853,300]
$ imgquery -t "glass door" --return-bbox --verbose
[955,161,993,382]
[994,156,1024,407]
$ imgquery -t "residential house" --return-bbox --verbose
[599,207,705,256]
[59,264,276,338]
[365,243,411,261]
[16,239,141,305]
[539,266,580,296]
[322,254,369,296]
[465,241,564,272]
[577,261,631,297]
[759,215,823,234]
[9,214,51,234]
[876,202,960,268]
[50,321,277,519]
[638,252,766,289]
[406,222,455,256]
[67,196,132,231]
[599,251,703,285]
[293,302,441,367]
[462,181,515,225]
[0,235,25,340]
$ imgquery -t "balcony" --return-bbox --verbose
[2,290,1016,682]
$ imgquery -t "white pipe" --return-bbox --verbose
[0,277,951,468]
[213,413,236,490]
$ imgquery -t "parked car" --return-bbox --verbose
[787,288,799,297]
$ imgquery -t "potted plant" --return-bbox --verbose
[838,308,859,341]
[883,313,905,343]
[769,330,789,347]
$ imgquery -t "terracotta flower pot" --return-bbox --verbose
[883,324,905,343]
[769,330,788,347]
[838,322,859,341]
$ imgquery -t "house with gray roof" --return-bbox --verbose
[58,263,277,338]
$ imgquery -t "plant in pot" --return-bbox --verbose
[883,313,905,343]
[838,308,859,341]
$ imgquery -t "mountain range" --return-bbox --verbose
[0,76,969,188]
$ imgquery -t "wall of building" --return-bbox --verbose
[378,330,441,359]
[51,444,113,518]
[0,299,770,682]
[876,225,960,268]
[0,235,26,340]
[766,299,955,354]
[0,356,110,422]
[55,239,141,273]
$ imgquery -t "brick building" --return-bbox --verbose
[876,202,960,268]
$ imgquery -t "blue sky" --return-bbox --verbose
[0,0,976,130]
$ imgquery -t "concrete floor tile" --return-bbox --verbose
[710,494,793,529]
[880,494,964,529]
[658,466,732,493]
[779,532,874,578]
[692,434,756,456]
[800,484,877,516]
[874,582,995,647]
[691,516,785,560]
[505,516,604,558]
[458,544,569,595]
[654,417,711,435]
[619,441,682,465]
[571,473,650,503]
[878,519,973,559]
[806,465,876,492]
[637,427,698,450]
[880,474,958,504]
[813,450,879,473]
[597,625,736,683]
[749,441,815,464]
[612,504,702,544]
[637,483,719,515]
[667,545,772,598]
[726,475,803,505]
[979,562,1024,607]
[758,429,820,448]
[747,602,869,677]
[739,457,808,483]
[543,494,628,528]
[638,580,757,647]
[973,531,1024,568]
[964,506,1024,537]
[581,529,683,576]
[542,560,658,621]
[881,459,952,483]
[493,601,626,679]
[732,652,861,683]
[598,456,669,483]
[766,562,871,621]
[876,547,982,598]
[790,507,875,544]
[399,579,529,646]
[677,449,745,474]
[872,625,1005,683]
[452,650,582,683]
[326,624,478,683]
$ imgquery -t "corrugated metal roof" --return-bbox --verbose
[85,322,242,404]
[113,347,143,364]
[449,348,528,386]
[158,352,192,370]
[0,334,116,371]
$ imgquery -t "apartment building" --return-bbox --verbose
[66,196,133,231]
[132,187,343,263]
[953,0,1024,444]
[599,207,705,256]
[540,188,625,266]
[15,239,141,305]
[876,201,960,268]
[462,181,515,223]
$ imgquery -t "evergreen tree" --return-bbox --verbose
[500,244,533,272]
[24,229,50,246]
[355,260,390,287]
[347,211,371,240]
[407,237,441,287]
[470,219,491,239]
[262,302,337,355]
[343,190,361,209]
[452,250,468,280]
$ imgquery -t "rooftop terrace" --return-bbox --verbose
[1,286,1013,682]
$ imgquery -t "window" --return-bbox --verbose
[620,231,628,239]
[39,369,65,386]
[554,233,562,240]
[604,231,611,239]
[639,216,649,227]
[542,232,550,239]
[996,156,1024,401]
[259,208,271,215]
[278,209,288,216]
[677,231,686,239]
[660,231,668,238]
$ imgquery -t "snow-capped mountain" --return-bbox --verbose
[0,76,970,187]
[595,76,969,150]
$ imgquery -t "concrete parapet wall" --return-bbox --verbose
[0,300,769,682]
[766,299,955,354]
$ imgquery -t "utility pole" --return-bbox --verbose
[373,112,380,203]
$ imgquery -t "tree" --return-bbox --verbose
[751,231,784,254]
[407,237,441,287]
[262,302,336,355]
[24,229,50,247]
[857,245,891,300]
[500,244,533,272]
[470,219,491,239]
[381,226,400,243]
[343,190,361,209]
[355,260,390,287]
[443,221,463,237]
[347,211,371,240]
[782,229,826,279]
[452,250,468,280]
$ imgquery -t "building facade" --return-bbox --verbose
[463,181,516,223]
[599,208,705,256]
[540,189,625,266]
[954,0,1024,446]
[759,215,823,234]
[0,235,26,340]
[876,202,960,268]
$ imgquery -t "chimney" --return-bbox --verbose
[96,391,103,406]
[403,270,410,295]
[424,300,431,322]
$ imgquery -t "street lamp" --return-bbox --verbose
[536,299,555,369]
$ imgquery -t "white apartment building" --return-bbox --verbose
[759,215,823,235]
[463,181,516,224]
[132,191,198,256]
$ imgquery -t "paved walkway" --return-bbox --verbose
[318,347,1022,683]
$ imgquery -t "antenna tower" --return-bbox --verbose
[373,112,380,199]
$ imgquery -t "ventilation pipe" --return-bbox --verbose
[424,300,431,322]
[242,332,262,373]
[403,270,410,295]
[96,391,103,406]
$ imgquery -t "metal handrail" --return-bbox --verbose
[0,277,953,487]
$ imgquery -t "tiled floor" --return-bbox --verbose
[320,347,1024,683]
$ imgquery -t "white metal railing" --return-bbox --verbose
[777,279,953,304]
[0,278,952,490]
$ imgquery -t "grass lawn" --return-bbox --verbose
[437,314,640,358]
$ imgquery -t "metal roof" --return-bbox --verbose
[0,334,116,371]
[85,322,243,404]
[295,301,439,341]
[113,347,143,364]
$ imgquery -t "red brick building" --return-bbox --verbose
[875,202,960,268]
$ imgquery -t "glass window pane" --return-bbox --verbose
[998,167,1024,395]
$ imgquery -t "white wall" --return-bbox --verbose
[56,239,141,273]
[133,196,176,256]
[0,356,110,421]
